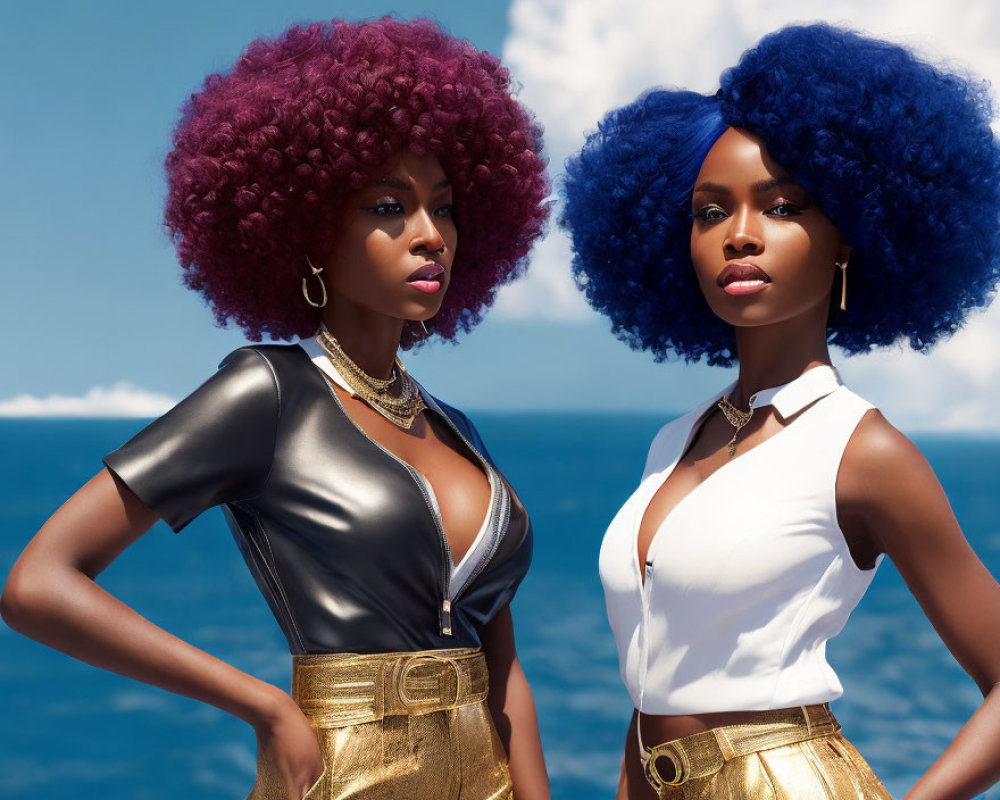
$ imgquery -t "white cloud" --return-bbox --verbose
[839,307,1000,433]
[493,231,594,320]
[496,0,1000,431]
[504,0,1000,163]
[0,383,176,418]
[499,0,1000,322]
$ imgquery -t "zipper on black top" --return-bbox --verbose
[410,468,455,637]
[430,403,510,602]
[461,476,509,595]
[441,598,453,636]
[319,379,455,636]
[320,375,505,638]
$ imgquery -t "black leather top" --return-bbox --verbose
[103,345,532,654]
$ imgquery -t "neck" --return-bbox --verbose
[730,307,832,408]
[320,304,404,380]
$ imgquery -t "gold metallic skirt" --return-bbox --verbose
[642,704,893,800]
[248,648,511,800]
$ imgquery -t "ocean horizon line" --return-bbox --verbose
[3,414,1000,440]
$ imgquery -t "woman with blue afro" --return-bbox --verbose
[564,23,1000,800]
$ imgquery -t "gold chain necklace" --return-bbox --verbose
[317,328,427,430]
[717,394,754,458]
[319,327,398,393]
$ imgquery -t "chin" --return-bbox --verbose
[399,302,445,322]
[706,299,771,327]
[718,304,831,332]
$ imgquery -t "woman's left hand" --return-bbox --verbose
[248,688,325,800]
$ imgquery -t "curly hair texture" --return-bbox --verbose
[165,17,549,346]
[563,24,1000,365]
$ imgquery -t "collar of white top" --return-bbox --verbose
[296,335,437,411]
[725,365,843,420]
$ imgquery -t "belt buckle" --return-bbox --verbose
[644,741,688,790]
[397,655,463,709]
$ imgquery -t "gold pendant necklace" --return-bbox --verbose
[717,394,754,458]
[317,328,427,430]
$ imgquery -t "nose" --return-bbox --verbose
[723,206,763,257]
[409,207,446,255]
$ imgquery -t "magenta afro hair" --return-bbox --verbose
[164,17,550,346]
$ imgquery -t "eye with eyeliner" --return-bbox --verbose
[361,196,455,219]
[363,196,404,216]
[767,201,804,217]
[692,204,727,224]
[692,198,810,224]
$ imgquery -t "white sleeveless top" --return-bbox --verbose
[599,366,883,715]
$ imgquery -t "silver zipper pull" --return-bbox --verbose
[442,598,453,636]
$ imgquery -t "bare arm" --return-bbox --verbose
[617,752,630,800]
[480,605,551,800]
[0,468,323,800]
[838,412,1000,800]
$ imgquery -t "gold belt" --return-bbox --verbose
[642,703,841,790]
[292,647,489,728]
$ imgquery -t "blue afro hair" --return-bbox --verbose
[563,24,1000,365]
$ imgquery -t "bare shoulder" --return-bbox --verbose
[839,408,934,503]
[839,409,1000,696]
[844,407,919,462]
[838,406,960,562]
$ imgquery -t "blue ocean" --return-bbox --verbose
[2,415,999,800]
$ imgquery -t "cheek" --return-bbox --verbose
[438,219,458,263]
[778,228,839,287]
[355,231,405,280]
[361,238,391,271]
[689,229,719,287]
[773,229,819,268]
[325,234,387,297]
[327,220,367,265]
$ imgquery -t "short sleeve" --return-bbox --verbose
[103,348,279,532]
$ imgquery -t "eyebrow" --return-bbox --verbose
[374,176,452,191]
[692,176,800,195]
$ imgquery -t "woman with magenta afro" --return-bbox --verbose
[564,23,1000,800]
[2,17,551,800]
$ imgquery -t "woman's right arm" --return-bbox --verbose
[0,468,323,800]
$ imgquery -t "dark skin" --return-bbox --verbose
[1,151,550,800]
[617,128,1000,800]
[319,152,548,799]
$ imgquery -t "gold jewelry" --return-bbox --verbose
[318,327,397,392]
[317,327,426,430]
[717,394,753,458]
[835,260,848,311]
[303,256,328,308]
[419,319,429,334]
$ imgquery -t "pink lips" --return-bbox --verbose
[717,263,771,296]
[407,263,446,294]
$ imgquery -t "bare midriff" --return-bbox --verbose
[621,709,783,799]
[639,708,771,744]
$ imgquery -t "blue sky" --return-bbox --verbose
[0,0,728,416]
[2,0,999,428]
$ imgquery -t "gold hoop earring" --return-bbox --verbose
[835,260,848,311]
[302,256,328,308]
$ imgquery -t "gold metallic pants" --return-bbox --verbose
[248,648,511,800]
[642,704,893,799]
